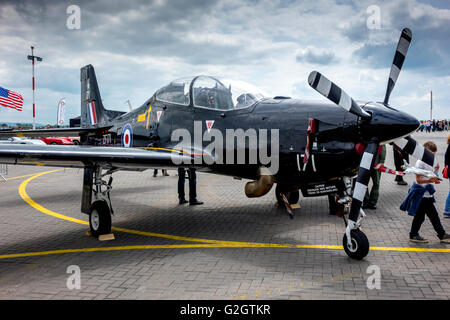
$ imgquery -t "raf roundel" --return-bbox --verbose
[121,124,133,148]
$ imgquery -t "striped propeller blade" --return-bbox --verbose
[348,142,379,223]
[383,28,412,105]
[308,71,371,119]
[393,136,436,167]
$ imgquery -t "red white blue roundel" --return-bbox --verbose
[121,124,133,148]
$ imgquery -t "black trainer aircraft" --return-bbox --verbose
[0,28,437,260]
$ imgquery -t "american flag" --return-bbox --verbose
[0,86,23,111]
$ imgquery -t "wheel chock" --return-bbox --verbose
[98,233,115,241]
[275,202,301,209]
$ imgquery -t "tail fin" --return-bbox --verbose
[80,65,109,127]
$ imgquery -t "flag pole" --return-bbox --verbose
[27,46,43,130]
[430,90,433,122]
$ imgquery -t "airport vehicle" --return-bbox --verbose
[39,137,74,145]
[0,137,46,145]
[0,28,436,260]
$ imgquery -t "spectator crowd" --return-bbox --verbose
[417,119,449,132]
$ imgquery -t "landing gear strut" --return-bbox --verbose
[336,177,370,260]
[82,166,115,238]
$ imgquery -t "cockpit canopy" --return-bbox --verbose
[155,76,266,110]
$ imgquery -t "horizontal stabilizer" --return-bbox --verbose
[0,126,111,138]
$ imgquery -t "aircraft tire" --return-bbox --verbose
[343,229,369,260]
[89,200,112,238]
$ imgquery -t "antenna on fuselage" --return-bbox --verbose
[125,100,133,112]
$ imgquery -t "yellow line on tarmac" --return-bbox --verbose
[0,244,235,259]
[6,173,44,181]
[1,243,449,260]
[0,244,344,260]
[18,170,88,225]
[370,246,450,253]
[14,170,450,256]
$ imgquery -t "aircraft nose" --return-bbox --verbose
[363,103,420,141]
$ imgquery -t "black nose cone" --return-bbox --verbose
[363,103,420,141]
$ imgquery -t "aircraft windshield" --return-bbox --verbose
[156,77,193,106]
[218,78,267,109]
[156,76,267,110]
[192,76,266,110]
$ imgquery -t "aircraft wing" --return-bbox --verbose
[0,127,111,138]
[0,144,199,171]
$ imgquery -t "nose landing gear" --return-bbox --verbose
[343,228,369,260]
[342,208,370,260]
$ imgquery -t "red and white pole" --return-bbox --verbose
[27,46,42,130]
[31,47,35,130]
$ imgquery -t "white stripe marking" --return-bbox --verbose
[395,138,408,149]
[360,152,374,170]
[389,64,401,82]
[397,37,410,56]
[317,75,331,97]
[353,182,368,202]
[312,154,316,172]
[338,91,352,111]
[412,145,425,163]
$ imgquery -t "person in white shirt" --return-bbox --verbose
[409,141,450,243]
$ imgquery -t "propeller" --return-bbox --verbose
[392,136,437,167]
[384,28,412,105]
[306,27,435,259]
[307,71,378,252]
[308,71,371,120]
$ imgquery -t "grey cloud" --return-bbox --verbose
[342,0,450,74]
[296,47,338,65]
[0,0,448,124]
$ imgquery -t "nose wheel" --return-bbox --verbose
[342,229,369,260]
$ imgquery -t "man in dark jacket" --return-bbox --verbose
[178,168,203,205]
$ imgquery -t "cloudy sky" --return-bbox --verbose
[0,0,449,125]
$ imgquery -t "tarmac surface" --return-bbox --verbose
[0,131,449,300]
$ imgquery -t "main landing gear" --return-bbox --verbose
[82,166,115,238]
[90,200,112,237]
